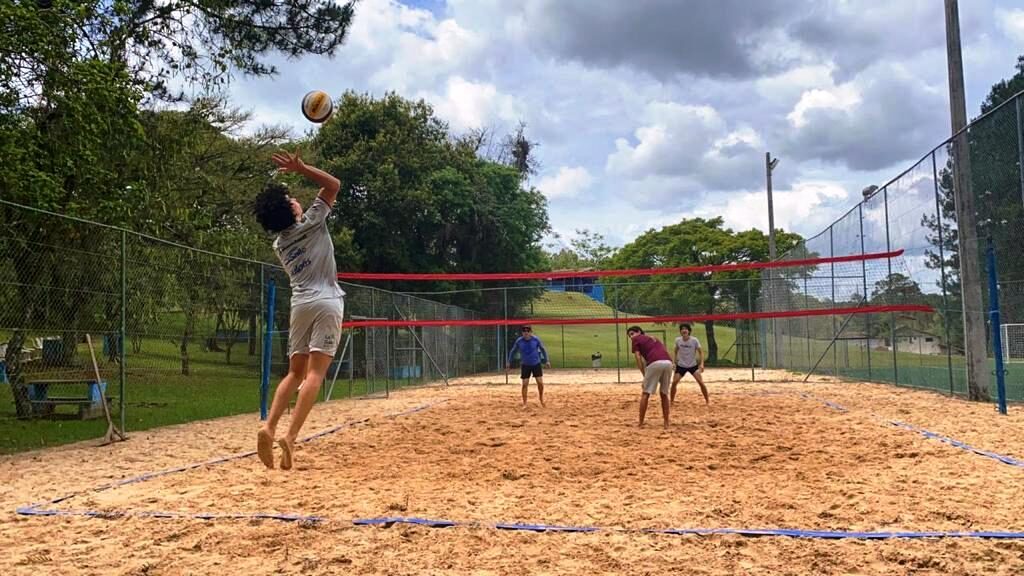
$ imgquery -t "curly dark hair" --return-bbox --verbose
[253,181,296,233]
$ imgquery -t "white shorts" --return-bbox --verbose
[288,297,344,357]
[642,360,674,395]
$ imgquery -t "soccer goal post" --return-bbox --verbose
[1001,323,1024,363]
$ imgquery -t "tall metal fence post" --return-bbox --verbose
[260,278,276,420]
[503,288,509,386]
[748,279,755,382]
[120,229,127,433]
[932,153,956,395]
[884,186,898,385]
[561,325,565,368]
[259,264,265,403]
[1018,95,1024,209]
[830,225,838,378]
[859,204,872,379]
[615,288,622,384]
[987,236,1008,415]
[804,275,811,371]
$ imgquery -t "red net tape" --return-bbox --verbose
[343,304,933,328]
[337,250,904,282]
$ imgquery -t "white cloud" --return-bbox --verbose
[782,63,946,170]
[787,85,861,129]
[537,166,594,200]
[997,8,1024,44]
[756,65,837,107]
[689,181,849,233]
[419,76,525,131]
[606,102,764,201]
[346,0,484,92]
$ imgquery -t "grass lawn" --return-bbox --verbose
[0,336,402,454]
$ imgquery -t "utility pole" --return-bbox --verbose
[944,0,990,401]
[766,152,780,368]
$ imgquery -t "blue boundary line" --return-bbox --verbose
[796,392,1024,469]
[14,508,1024,539]
[17,400,449,515]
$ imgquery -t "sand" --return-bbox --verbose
[2,368,1024,575]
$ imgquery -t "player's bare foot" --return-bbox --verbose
[257,428,274,469]
[278,437,295,470]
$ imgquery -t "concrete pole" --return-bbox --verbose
[944,0,990,400]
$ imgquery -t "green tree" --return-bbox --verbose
[546,229,617,270]
[313,92,550,314]
[0,0,359,381]
[922,54,1024,358]
[127,101,284,374]
[609,217,800,363]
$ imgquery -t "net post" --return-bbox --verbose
[260,278,276,420]
[987,237,1008,415]
[119,229,127,433]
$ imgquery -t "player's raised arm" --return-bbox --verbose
[271,151,341,207]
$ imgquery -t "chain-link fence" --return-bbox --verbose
[0,200,487,454]
[763,90,1024,403]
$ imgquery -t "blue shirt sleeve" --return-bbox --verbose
[536,337,548,363]
[507,337,522,365]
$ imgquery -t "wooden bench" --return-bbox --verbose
[26,379,113,420]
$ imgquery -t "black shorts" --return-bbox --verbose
[520,363,544,379]
[675,365,700,377]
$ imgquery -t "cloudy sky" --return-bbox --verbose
[228,0,1024,250]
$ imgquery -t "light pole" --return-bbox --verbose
[944,0,990,401]
[766,152,780,367]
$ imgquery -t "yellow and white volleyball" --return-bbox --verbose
[301,90,333,123]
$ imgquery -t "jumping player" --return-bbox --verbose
[253,150,343,470]
[671,323,709,404]
[627,326,673,428]
[507,325,551,407]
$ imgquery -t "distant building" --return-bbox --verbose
[545,271,605,303]
[837,331,888,351]
[892,327,944,355]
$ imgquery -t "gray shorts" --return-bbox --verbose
[288,297,344,357]
[642,360,674,395]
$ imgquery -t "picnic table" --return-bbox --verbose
[25,378,112,420]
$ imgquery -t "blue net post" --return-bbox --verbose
[987,237,1007,415]
[261,279,277,420]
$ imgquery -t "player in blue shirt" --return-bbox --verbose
[506,325,551,407]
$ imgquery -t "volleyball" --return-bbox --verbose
[301,90,333,123]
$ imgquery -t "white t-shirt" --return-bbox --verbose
[273,196,345,306]
[674,336,701,368]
